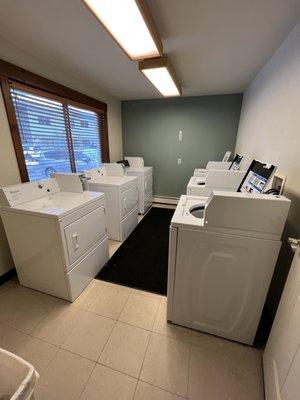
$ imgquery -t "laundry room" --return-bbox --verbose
[0,1,299,399]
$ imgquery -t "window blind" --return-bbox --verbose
[10,84,104,181]
[68,105,101,172]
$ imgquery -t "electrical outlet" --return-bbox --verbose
[179,130,183,141]
[178,158,182,165]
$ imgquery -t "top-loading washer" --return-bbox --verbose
[84,167,139,241]
[187,170,246,196]
[168,159,290,344]
[0,178,109,301]
[193,153,242,178]
[168,192,290,345]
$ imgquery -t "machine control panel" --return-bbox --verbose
[0,179,60,207]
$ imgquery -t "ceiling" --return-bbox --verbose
[0,0,299,100]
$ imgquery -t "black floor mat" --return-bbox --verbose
[96,207,174,295]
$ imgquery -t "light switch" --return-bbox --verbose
[179,130,183,141]
[178,158,182,165]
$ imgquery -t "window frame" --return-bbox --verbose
[0,59,109,182]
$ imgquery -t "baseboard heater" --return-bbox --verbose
[153,196,179,205]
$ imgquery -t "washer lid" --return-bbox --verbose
[187,176,206,188]
[10,190,104,218]
[89,175,137,187]
[171,195,207,228]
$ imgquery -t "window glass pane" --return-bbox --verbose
[11,88,71,180]
[68,105,101,172]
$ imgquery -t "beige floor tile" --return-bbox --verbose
[35,349,94,400]
[0,284,62,334]
[188,345,263,400]
[99,321,150,378]
[234,350,264,400]
[153,301,217,348]
[131,288,166,302]
[109,240,122,257]
[134,381,183,400]
[80,364,137,400]
[119,293,160,330]
[15,336,58,374]
[32,304,85,346]
[0,323,28,352]
[72,280,105,310]
[62,312,115,361]
[88,285,130,319]
[140,333,189,397]
[100,280,133,293]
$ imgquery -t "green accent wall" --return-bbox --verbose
[122,94,242,198]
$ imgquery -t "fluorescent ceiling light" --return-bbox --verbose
[83,0,163,61]
[139,56,182,97]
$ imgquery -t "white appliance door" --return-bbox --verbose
[172,228,280,344]
[120,185,138,219]
[64,206,106,266]
[263,240,300,400]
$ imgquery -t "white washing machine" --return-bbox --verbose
[84,168,138,241]
[194,161,231,177]
[167,192,290,345]
[124,157,153,214]
[187,170,246,197]
[193,153,242,178]
[0,178,109,301]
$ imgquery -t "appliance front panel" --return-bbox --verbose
[64,206,106,266]
[144,174,153,195]
[120,185,138,219]
[172,228,280,344]
[67,236,109,301]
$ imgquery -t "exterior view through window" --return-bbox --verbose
[10,87,102,181]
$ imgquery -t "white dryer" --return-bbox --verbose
[84,168,138,241]
[124,157,153,214]
[167,192,290,345]
[0,178,109,301]
[187,170,246,197]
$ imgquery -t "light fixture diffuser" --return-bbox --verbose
[82,0,163,61]
[139,56,182,97]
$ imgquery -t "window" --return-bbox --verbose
[9,84,105,181]
[0,60,109,183]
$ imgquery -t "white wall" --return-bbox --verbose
[0,37,123,276]
[235,22,300,319]
[236,22,300,197]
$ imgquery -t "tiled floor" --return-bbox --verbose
[0,208,264,400]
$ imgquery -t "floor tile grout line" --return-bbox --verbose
[138,377,188,399]
[131,377,139,400]
[136,330,152,381]
[131,299,162,396]
[1,313,261,365]
[77,359,97,400]
[96,318,118,364]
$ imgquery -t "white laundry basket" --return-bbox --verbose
[0,348,39,400]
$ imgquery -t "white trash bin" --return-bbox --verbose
[0,348,39,400]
